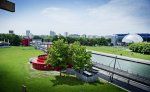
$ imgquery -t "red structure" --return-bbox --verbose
[21,38,30,46]
[31,54,72,71]
[32,54,52,70]
[21,35,32,46]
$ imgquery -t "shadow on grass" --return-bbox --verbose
[51,75,104,86]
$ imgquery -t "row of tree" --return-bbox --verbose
[47,40,92,76]
[0,34,21,46]
[129,42,150,54]
[33,35,111,46]
[51,35,111,46]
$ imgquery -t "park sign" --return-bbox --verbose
[0,0,15,12]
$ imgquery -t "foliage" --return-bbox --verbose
[47,40,93,75]
[129,42,150,54]
[70,42,92,71]
[52,35,67,42]
[47,39,70,76]
[0,33,21,46]
[51,35,111,46]
[33,35,42,39]
[41,35,53,42]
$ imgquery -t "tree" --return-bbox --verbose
[69,42,92,72]
[33,35,42,39]
[52,35,58,42]
[0,34,21,46]
[47,40,93,76]
[47,39,71,76]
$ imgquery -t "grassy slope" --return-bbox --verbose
[86,46,150,60]
[0,46,126,92]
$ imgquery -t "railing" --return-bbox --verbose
[91,52,150,78]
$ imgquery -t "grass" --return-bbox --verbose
[86,46,150,60]
[0,46,126,92]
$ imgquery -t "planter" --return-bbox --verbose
[76,71,98,82]
[66,68,99,82]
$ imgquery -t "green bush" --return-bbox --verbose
[129,42,150,54]
[51,35,111,46]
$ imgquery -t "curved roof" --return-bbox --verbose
[122,34,143,43]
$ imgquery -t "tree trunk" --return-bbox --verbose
[60,70,62,76]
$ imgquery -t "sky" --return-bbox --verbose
[0,0,150,36]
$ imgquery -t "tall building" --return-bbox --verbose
[26,30,30,37]
[64,32,68,37]
[9,30,14,34]
[50,31,56,37]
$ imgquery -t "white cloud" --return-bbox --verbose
[0,0,149,35]
[41,7,78,24]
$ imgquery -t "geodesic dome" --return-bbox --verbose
[122,34,143,43]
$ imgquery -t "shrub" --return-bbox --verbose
[129,42,150,54]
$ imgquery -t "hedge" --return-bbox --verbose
[129,42,150,54]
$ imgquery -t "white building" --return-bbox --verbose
[64,32,68,37]
[122,34,143,43]
[26,30,33,39]
[26,30,30,36]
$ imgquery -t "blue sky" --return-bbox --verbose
[0,0,150,35]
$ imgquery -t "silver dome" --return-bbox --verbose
[122,34,143,43]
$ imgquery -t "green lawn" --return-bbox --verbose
[0,46,126,92]
[86,46,150,60]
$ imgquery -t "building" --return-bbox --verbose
[26,30,30,36]
[21,36,30,46]
[50,31,56,37]
[26,30,33,39]
[122,34,143,43]
[0,39,10,47]
[111,33,150,46]
[64,32,68,37]
[111,34,128,46]
[9,30,14,34]
[139,33,150,42]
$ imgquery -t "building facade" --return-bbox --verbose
[50,31,56,37]
[9,30,14,34]
[111,33,150,46]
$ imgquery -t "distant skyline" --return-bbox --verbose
[0,0,150,36]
